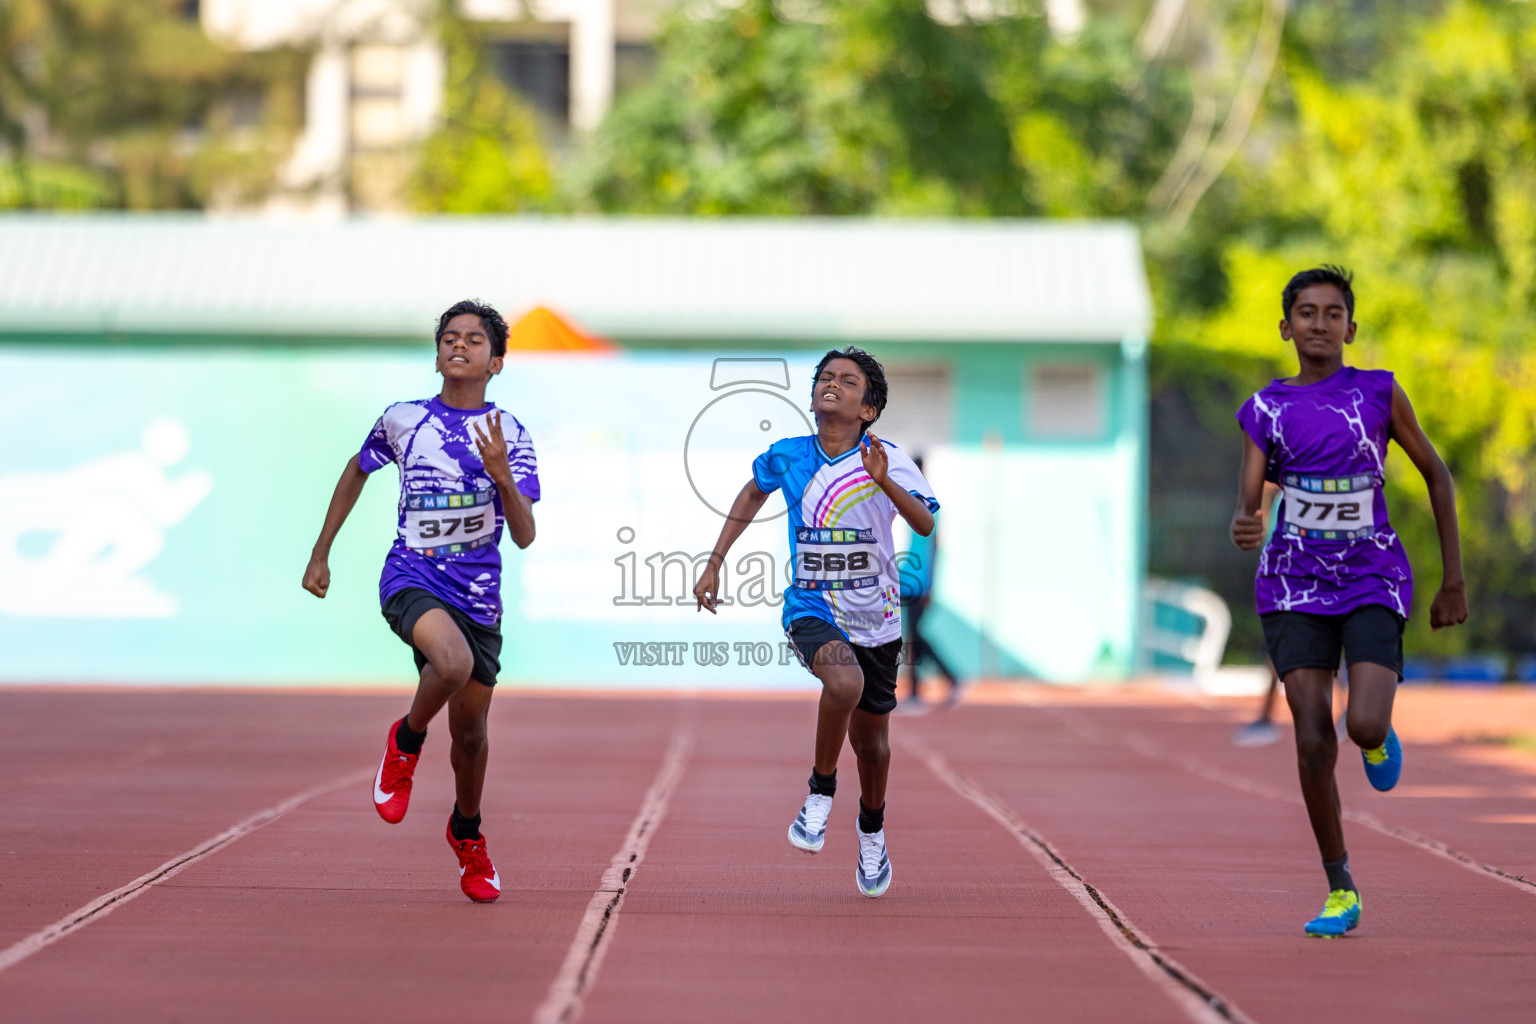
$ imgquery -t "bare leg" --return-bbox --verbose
[811,640,863,776]
[847,709,891,812]
[447,678,495,818]
[404,609,475,733]
[1343,662,1397,751]
[1283,667,1346,862]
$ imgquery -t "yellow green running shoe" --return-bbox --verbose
[1304,889,1361,937]
[1361,727,1403,791]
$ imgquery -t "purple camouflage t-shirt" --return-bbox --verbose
[358,396,540,625]
[1236,366,1412,618]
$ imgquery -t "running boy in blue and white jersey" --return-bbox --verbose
[694,347,938,898]
[303,300,538,903]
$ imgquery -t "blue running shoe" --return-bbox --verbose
[855,826,892,898]
[1362,727,1403,791]
[1304,889,1361,937]
[788,793,832,853]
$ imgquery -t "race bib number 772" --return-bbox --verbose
[403,489,496,555]
[1280,474,1376,541]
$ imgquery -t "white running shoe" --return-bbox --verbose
[788,793,833,853]
[856,826,892,897]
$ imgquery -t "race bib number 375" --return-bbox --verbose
[1280,474,1376,541]
[403,489,496,555]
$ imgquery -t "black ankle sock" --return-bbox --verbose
[808,768,837,797]
[858,800,885,834]
[450,805,482,841]
[1323,854,1355,893]
[394,717,426,755]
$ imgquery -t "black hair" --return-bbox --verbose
[435,299,509,359]
[812,346,888,431]
[1282,265,1355,322]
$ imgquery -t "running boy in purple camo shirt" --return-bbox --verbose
[303,300,538,903]
[1231,266,1466,937]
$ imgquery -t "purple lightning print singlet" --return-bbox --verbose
[358,396,540,625]
[1236,366,1413,618]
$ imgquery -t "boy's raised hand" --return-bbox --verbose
[860,432,889,486]
[472,411,512,485]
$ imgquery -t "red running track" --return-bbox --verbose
[2,688,1534,1023]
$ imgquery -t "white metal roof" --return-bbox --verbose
[0,216,1150,343]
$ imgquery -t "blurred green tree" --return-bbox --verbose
[569,0,1027,214]
[409,0,553,213]
[983,11,1189,218]
[570,0,1188,218]
[0,0,306,209]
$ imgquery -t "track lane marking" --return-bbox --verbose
[0,767,371,974]
[533,723,693,1024]
[1028,699,1536,895]
[907,740,1257,1024]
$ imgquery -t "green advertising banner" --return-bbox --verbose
[0,347,1137,687]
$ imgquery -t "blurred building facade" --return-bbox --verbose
[201,0,669,214]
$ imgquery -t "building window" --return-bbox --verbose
[1027,362,1104,439]
[615,42,658,100]
[491,38,571,125]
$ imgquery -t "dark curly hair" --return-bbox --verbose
[812,346,888,432]
[435,299,509,359]
[1282,266,1355,322]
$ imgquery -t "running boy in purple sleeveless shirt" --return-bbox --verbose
[302,300,539,903]
[1231,267,1467,937]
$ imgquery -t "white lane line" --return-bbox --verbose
[908,741,1257,1024]
[1028,698,1536,896]
[0,767,371,973]
[533,725,693,1024]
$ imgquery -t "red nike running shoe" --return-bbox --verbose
[447,819,501,903]
[372,717,419,824]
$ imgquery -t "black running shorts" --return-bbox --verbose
[381,587,502,687]
[786,616,902,715]
[1261,604,1404,682]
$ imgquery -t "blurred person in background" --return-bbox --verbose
[1232,482,1283,746]
[896,455,962,712]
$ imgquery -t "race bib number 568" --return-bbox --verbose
[404,489,496,555]
[1280,474,1376,541]
[794,527,882,591]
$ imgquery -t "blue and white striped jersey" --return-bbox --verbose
[752,435,938,646]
